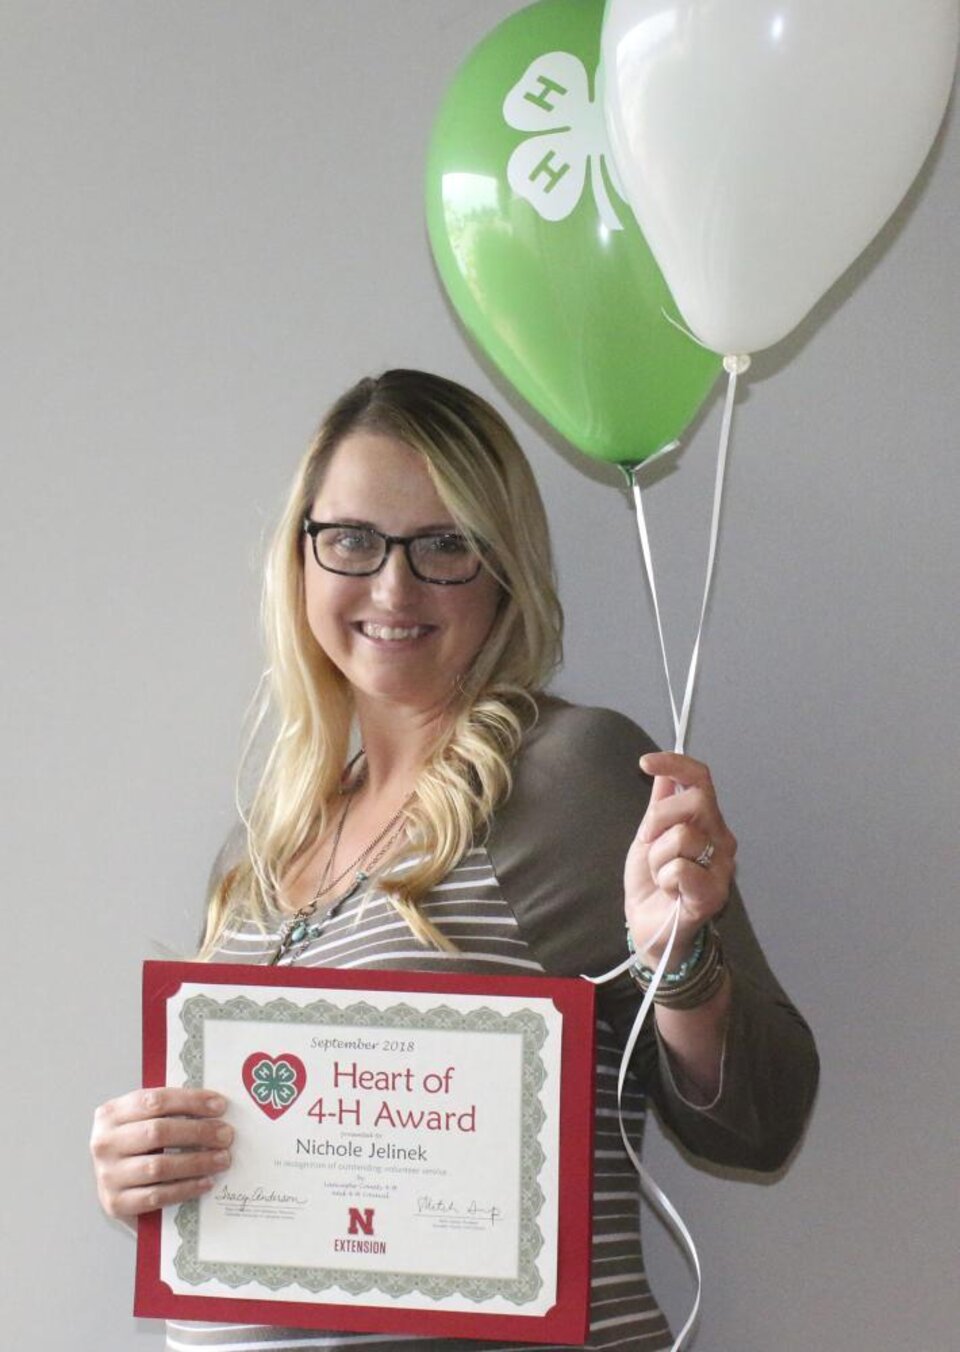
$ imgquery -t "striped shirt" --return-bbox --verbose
[166,699,819,1350]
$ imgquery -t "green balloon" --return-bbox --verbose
[426,0,720,466]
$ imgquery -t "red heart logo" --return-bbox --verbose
[241,1051,307,1120]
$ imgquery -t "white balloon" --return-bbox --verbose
[602,0,960,356]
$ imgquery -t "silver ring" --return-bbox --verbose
[693,840,715,869]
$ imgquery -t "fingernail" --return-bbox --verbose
[215,1125,234,1145]
[197,1178,214,1193]
[205,1095,226,1113]
[213,1151,231,1169]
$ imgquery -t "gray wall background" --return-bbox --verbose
[3,3,957,1348]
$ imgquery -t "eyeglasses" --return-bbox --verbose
[303,519,485,585]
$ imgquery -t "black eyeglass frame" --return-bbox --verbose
[302,518,485,586]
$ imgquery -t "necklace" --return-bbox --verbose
[269,769,413,967]
[310,779,360,899]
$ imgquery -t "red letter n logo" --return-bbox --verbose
[348,1207,375,1236]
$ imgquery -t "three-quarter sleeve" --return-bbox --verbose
[486,696,819,1173]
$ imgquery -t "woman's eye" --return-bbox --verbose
[330,528,377,553]
[422,533,470,555]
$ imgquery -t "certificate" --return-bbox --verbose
[135,961,595,1344]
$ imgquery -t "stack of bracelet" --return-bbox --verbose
[626,921,726,1010]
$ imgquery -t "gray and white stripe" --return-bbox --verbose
[168,847,671,1351]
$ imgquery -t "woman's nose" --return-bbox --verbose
[369,542,420,605]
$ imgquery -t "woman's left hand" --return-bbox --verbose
[624,752,737,967]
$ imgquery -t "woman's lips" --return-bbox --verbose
[356,621,434,642]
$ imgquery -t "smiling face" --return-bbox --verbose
[303,431,502,719]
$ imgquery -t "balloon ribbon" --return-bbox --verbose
[586,903,702,1351]
[630,358,744,756]
[586,358,747,1349]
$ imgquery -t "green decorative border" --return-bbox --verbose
[173,994,550,1306]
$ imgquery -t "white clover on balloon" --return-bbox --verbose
[502,51,626,232]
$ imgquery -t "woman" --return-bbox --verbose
[91,369,818,1349]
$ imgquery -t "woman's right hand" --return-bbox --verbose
[90,1088,233,1225]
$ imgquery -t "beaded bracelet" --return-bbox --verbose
[626,922,726,1010]
[648,938,725,1010]
[626,921,708,985]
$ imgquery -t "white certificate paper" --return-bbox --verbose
[136,963,594,1344]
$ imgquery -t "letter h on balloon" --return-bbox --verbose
[529,150,572,193]
[523,73,567,112]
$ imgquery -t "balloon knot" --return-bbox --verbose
[723,354,751,375]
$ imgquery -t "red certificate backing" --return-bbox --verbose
[136,961,595,1345]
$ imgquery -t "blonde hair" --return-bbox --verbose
[199,370,562,957]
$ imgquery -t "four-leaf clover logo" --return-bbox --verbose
[241,1051,306,1120]
[503,52,626,231]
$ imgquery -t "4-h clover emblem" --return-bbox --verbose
[241,1051,307,1120]
[503,51,626,231]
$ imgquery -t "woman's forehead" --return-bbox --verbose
[310,430,455,527]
